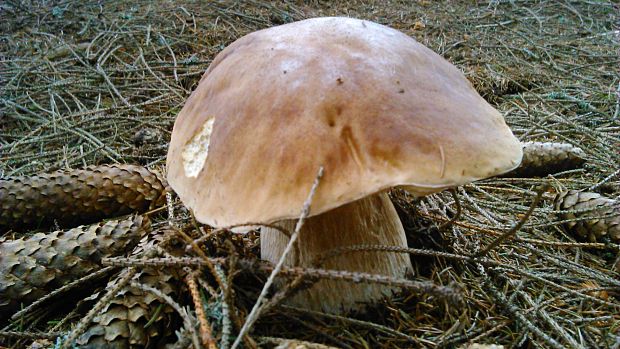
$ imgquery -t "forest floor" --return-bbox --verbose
[1,1,619,348]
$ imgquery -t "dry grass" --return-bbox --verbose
[1,0,619,348]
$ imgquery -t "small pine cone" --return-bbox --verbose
[78,233,180,348]
[0,215,150,318]
[506,142,586,177]
[554,190,619,243]
[0,164,168,232]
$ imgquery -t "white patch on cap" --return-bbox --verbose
[182,117,215,178]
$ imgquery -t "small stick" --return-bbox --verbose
[0,330,63,340]
[186,271,218,349]
[174,226,225,289]
[213,264,232,349]
[278,305,419,343]
[96,63,142,113]
[419,211,619,250]
[438,188,462,230]
[11,266,117,321]
[588,167,620,191]
[60,267,138,349]
[476,185,547,257]
[485,277,565,349]
[131,282,202,349]
[231,166,324,349]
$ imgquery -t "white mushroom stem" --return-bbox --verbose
[260,192,413,314]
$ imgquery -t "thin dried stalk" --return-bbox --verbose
[231,166,323,349]
[186,271,218,349]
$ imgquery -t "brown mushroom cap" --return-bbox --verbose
[166,17,522,227]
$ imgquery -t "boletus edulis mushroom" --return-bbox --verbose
[166,17,523,314]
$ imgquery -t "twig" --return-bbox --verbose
[60,267,138,348]
[213,264,232,349]
[475,185,547,257]
[104,255,462,303]
[485,271,565,349]
[186,271,218,349]
[173,226,225,288]
[96,62,143,113]
[419,211,619,250]
[438,188,462,230]
[231,166,324,349]
[11,266,118,321]
[278,305,419,344]
[588,167,620,191]
[130,282,202,349]
[139,48,185,99]
[517,288,583,348]
[0,330,64,340]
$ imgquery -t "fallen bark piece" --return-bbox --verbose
[0,164,168,232]
[77,233,180,349]
[0,215,150,318]
[506,141,586,177]
[554,190,619,243]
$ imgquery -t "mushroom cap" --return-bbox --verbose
[166,17,522,227]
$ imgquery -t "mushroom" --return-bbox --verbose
[166,17,522,313]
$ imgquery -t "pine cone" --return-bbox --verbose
[0,165,168,232]
[506,142,586,177]
[554,190,619,243]
[0,215,150,318]
[77,268,178,349]
[77,233,181,348]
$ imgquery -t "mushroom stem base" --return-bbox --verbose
[260,191,412,314]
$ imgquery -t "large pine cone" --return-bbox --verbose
[0,165,167,232]
[506,142,586,177]
[554,190,619,243]
[0,215,150,319]
[77,233,181,348]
